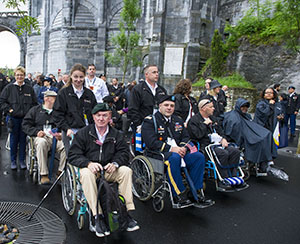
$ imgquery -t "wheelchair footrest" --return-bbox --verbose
[224,177,244,186]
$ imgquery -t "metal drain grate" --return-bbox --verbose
[0,201,66,244]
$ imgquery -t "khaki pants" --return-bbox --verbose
[79,166,135,216]
[34,136,66,176]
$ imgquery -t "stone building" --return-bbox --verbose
[24,0,251,92]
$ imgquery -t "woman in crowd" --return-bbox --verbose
[37,76,58,104]
[0,66,37,169]
[53,63,97,153]
[173,79,198,127]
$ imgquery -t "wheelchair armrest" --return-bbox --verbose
[144,149,165,161]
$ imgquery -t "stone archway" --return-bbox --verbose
[0,12,27,67]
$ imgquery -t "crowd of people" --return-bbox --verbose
[0,64,294,237]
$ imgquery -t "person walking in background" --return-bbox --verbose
[85,64,109,103]
[285,86,300,138]
[173,79,198,127]
[57,73,69,90]
[0,66,37,170]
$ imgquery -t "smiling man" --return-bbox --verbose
[68,103,139,238]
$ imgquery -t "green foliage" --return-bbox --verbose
[193,73,254,89]
[211,30,226,77]
[105,0,142,83]
[2,0,40,36]
[225,0,300,53]
[0,66,14,77]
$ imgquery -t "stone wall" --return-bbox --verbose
[192,86,260,113]
[227,40,300,92]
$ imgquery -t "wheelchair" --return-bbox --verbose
[204,143,249,192]
[61,163,92,230]
[130,150,196,213]
[26,136,61,184]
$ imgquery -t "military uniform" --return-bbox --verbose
[285,92,300,136]
[141,111,206,196]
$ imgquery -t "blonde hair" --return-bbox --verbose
[14,66,26,75]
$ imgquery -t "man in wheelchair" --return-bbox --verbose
[141,95,214,208]
[187,99,246,190]
[68,103,139,238]
[22,90,66,185]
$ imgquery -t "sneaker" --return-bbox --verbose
[40,175,50,185]
[126,215,140,232]
[173,191,193,208]
[11,161,17,170]
[20,161,26,170]
[95,216,110,237]
[218,180,233,190]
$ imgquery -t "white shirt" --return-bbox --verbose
[95,125,109,144]
[85,76,109,103]
[290,92,295,97]
[145,80,158,96]
[72,84,84,99]
[14,81,25,86]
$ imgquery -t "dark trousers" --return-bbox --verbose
[9,117,26,164]
[285,114,296,135]
[214,146,240,178]
[165,152,205,196]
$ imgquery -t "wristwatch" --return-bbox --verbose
[112,162,119,168]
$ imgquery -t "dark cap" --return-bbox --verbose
[92,103,112,114]
[288,86,295,90]
[43,77,52,82]
[103,95,114,104]
[209,80,222,89]
[158,95,175,104]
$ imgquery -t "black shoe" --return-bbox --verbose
[193,195,215,208]
[126,215,140,232]
[291,134,296,138]
[218,180,233,190]
[173,191,193,208]
[95,216,110,237]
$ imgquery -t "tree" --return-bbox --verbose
[105,0,142,83]
[211,29,226,77]
[2,0,40,35]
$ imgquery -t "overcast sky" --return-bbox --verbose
[0,2,27,68]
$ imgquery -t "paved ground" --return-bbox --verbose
[0,130,300,244]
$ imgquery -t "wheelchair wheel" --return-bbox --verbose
[241,160,250,181]
[61,164,77,215]
[152,196,164,213]
[131,155,155,201]
[32,170,38,184]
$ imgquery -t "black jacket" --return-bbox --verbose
[108,84,125,110]
[22,104,56,137]
[68,124,129,168]
[174,94,198,122]
[56,81,66,91]
[141,111,190,159]
[187,113,225,151]
[52,85,97,131]
[286,92,300,114]
[0,83,37,118]
[128,81,167,127]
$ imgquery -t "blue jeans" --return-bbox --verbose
[165,152,205,196]
[8,116,26,164]
[285,114,296,135]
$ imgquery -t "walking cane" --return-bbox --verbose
[27,170,65,221]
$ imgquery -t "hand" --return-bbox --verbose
[117,110,124,115]
[295,111,298,115]
[9,109,13,113]
[67,129,74,137]
[37,131,46,137]
[104,163,117,174]
[269,99,275,104]
[55,132,62,140]
[221,138,228,148]
[204,118,212,125]
[87,162,103,175]
[170,146,186,158]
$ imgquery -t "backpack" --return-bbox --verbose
[96,172,128,232]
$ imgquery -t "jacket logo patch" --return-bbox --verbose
[158,126,165,134]
[174,122,182,132]
[84,99,91,103]
[24,93,31,97]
